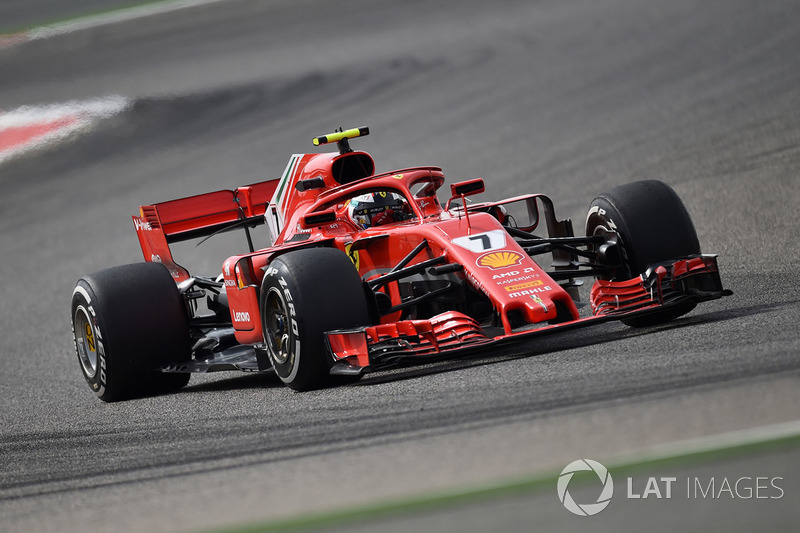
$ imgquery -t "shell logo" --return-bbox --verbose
[477,251,523,270]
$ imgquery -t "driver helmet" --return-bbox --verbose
[348,191,411,229]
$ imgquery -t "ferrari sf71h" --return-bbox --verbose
[71,127,730,400]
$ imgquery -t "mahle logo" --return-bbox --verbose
[557,459,614,516]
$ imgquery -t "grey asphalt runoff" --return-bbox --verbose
[1,0,799,532]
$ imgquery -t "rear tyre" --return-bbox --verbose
[260,247,371,391]
[585,180,701,327]
[71,262,192,401]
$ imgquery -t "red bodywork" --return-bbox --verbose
[131,148,727,375]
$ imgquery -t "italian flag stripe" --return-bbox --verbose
[273,154,301,224]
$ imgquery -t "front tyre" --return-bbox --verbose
[71,262,191,401]
[261,247,371,391]
[586,180,701,327]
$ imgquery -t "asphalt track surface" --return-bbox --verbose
[1,0,799,531]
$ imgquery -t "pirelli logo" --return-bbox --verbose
[504,280,544,292]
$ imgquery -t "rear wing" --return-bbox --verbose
[132,179,279,281]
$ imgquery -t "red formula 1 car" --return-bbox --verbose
[71,127,731,400]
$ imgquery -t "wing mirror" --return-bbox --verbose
[446,178,485,210]
[451,178,485,197]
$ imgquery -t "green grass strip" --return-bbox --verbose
[204,426,800,533]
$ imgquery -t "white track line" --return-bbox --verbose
[2,0,232,45]
[612,419,800,468]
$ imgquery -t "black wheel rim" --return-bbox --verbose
[73,305,98,378]
[264,287,291,365]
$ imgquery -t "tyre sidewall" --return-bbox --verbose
[71,281,115,398]
[70,263,191,401]
[261,265,307,384]
[260,248,371,390]
[585,202,634,280]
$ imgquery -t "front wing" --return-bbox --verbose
[326,255,731,376]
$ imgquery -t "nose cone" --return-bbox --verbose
[433,215,579,333]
